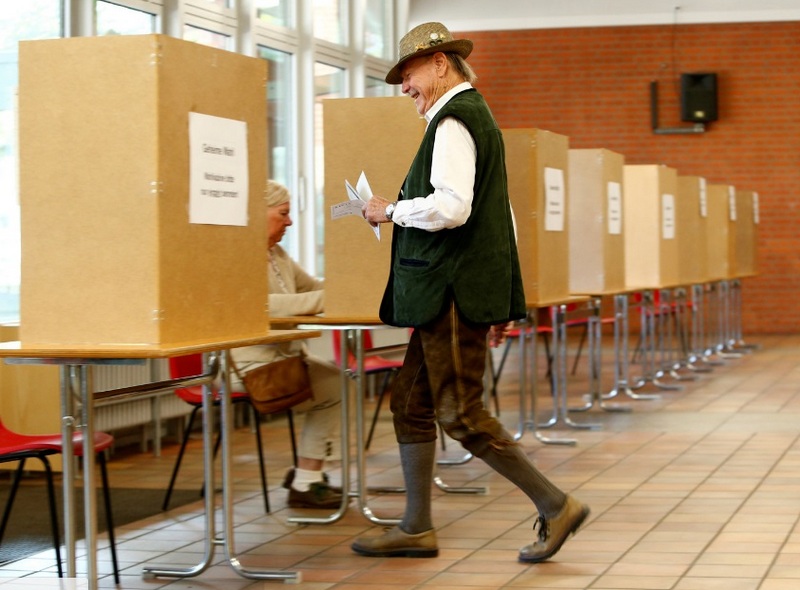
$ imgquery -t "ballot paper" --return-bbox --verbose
[330,171,381,241]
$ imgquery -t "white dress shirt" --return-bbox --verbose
[391,82,477,231]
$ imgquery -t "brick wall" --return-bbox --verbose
[462,22,800,334]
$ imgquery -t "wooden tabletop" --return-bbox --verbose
[270,315,386,328]
[0,329,320,360]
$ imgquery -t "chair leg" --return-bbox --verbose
[571,323,588,375]
[540,332,556,396]
[0,460,25,546]
[1,457,65,579]
[162,405,200,511]
[97,451,120,584]
[249,403,270,514]
[40,456,64,578]
[365,371,393,450]
[286,410,299,467]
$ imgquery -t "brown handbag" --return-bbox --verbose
[229,353,313,415]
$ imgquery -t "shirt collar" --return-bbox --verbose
[424,82,473,125]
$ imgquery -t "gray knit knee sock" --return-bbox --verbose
[477,440,566,517]
[399,441,436,534]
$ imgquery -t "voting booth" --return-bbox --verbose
[18,35,269,345]
[730,190,760,278]
[622,164,680,290]
[567,148,626,296]
[705,184,732,281]
[322,97,425,318]
[503,129,571,305]
[676,176,709,285]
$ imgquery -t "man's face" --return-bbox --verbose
[399,54,440,116]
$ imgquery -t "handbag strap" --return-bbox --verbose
[226,351,247,384]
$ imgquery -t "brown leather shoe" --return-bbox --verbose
[352,526,439,558]
[518,495,590,563]
[287,482,343,509]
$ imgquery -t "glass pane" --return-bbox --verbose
[97,1,157,36]
[255,0,291,28]
[196,0,231,8]
[365,0,390,59]
[313,0,344,45]
[183,24,231,50]
[0,0,61,324]
[314,62,345,274]
[365,75,391,97]
[258,45,297,255]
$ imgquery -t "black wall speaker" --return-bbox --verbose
[680,73,718,123]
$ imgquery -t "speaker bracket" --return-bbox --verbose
[649,80,707,135]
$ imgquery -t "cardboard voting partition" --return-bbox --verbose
[323,97,425,319]
[730,189,759,278]
[503,129,570,305]
[622,164,680,290]
[18,35,269,345]
[705,184,731,281]
[676,176,709,285]
[567,148,626,295]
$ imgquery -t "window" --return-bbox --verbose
[195,0,231,8]
[313,0,345,45]
[259,45,297,252]
[366,75,393,97]
[183,24,231,49]
[255,0,292,28]
[365,0,391,59]
[313,61,345,273]
[97,1,157,35]
[0,0,61,324]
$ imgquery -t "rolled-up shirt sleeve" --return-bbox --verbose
[391,116,476,231]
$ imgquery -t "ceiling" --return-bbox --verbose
[408,0,800,31]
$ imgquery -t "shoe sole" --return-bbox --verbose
[287,501,343,509]
[518,506,590,564]
[351,544,439,558]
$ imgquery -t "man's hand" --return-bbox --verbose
[488,322,514,348]
[362,195,393,226]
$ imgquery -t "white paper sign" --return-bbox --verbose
[753,192,760,224]
[543,167,565,232]
[188,112,249,226]
[728,185,737,221]
[607,181,622,235]
[699,177,708,218]
[661,193,675,239]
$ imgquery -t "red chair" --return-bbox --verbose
[332,331,405,449]
[0,419,119,584]
[162,353,297,514]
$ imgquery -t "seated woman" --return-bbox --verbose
[230,180,341,509]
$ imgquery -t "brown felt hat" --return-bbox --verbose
[385,22,473,85]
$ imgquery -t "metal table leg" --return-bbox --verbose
[569,297,630,414]
[515,312,577,445]
[605,293,660,401]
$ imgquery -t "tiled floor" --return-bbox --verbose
[2,331,800,590]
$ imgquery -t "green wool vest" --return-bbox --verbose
[379,88,526,327]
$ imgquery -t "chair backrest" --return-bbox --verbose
[168,354,205,403]
[331,330,375,366]
[168,354,203,378]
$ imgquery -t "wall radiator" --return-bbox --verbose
[92,359,192,455]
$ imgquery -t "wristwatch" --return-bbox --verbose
[385,201,397,221]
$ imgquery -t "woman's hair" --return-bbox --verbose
[447,53,478,84]
[266,179,291,207]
